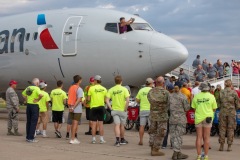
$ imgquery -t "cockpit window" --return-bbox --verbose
[105,23,118,33]
[131,23,153,31]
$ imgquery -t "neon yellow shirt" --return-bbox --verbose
[192,92,217,124]
[84,84,93,108]
[107,85,130,111]
[22,86,41,104]
[88,84,107,108]
[136,87,152,111]
[50,88,68,111]
[38,90,50,112]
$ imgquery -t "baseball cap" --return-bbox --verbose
[89,77,94,83]
[180,68,183,71]
[39,82,47,89]
[9,80,18,86]
[146,78,154,84]
[167,84,174,90]
[94,75,101,81]
[198,82,210,91]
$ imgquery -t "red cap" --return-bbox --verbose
[9,80,18,86]
[89,77,94,83]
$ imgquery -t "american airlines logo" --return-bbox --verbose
[0,14,58,54]
[37,14,58,49]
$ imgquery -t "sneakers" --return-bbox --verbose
[92,140,96,144]
[42,134,48,138]
[27,139,39,143]
[161,146,166,149]
[69,138,80,144]
[85,131,92,135]
[204,156,209,160]
[36,130,42,135]
[120,139,128,145]
[115,141,120,147]
[196,155,201,160]
[66,133,70,140]
[100,139,106,144]
[55,130,62,138]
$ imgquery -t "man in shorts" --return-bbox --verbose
[67,75,83,144]
[50,80,68,138]
[88,75,107,144]
[106,75,130,147]
[136,78,154,145]
[35,82,50,138]
[84,77,95,135]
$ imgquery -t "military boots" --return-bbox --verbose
[172,151,178,160]
[14,129,23,136]
[227,144,232,151]
[177,152,188,159]
[219,143,224,151]
[7,129,14,135]
[151,147,165,156]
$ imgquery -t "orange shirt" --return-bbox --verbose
[180,87,191,103]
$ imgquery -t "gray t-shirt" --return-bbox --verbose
[202,63,208,72]
[192,59,201,68]
[178,73,189,83]
[207,67,217,78]
[73,88,83,113]
[194,69,206,82]
[214,64,224,77]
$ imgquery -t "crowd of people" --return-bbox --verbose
[191,55,238,82]
[5,71,240,160]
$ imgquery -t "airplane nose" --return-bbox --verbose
[150,32,188,75]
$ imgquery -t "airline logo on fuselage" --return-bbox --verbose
[0,14,58,54]
[37,14,58,49]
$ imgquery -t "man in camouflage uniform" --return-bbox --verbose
[6,80,22,136]
[169,85,190,159]
[148,76,169,156]
[218,79,239,151]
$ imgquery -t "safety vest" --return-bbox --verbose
[68,84,79,106]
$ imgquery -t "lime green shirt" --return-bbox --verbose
[50,88,68,111]
[88,84,107,108]
[192,92,217,124]
[38,90,50,112]
[22,86,41,104]
[107,85,130,111]
[136,87,152,111]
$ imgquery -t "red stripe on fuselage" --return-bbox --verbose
[40,29,58,49]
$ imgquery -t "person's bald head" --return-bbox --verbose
[225,79,232,87]
[155,76,164,87]
[32,78,40,86]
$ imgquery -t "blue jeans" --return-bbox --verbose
[26,104,39,140]
[162,121,171,147]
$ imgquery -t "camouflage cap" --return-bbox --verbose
[198,82,210,91]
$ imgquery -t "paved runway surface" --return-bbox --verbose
[0,110,239,160]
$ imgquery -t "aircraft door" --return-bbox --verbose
[61,16,82,56]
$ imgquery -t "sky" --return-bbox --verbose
[0,0,239,65]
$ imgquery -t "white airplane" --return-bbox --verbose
[0,8,188,92]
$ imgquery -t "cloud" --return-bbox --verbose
[97,3,115,9]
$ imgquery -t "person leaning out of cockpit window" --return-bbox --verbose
[119,17,135,34]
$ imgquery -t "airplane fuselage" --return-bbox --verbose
[0,8,188,91]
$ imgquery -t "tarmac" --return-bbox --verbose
[0,108,239,160]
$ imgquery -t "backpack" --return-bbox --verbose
[26,87,33,96]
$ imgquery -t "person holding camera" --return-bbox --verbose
[192,82,217,160]
[119,17,135,34]
[218,79,239,151]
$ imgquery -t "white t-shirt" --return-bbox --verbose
[192,86,201,97]
[74,88,83,113]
